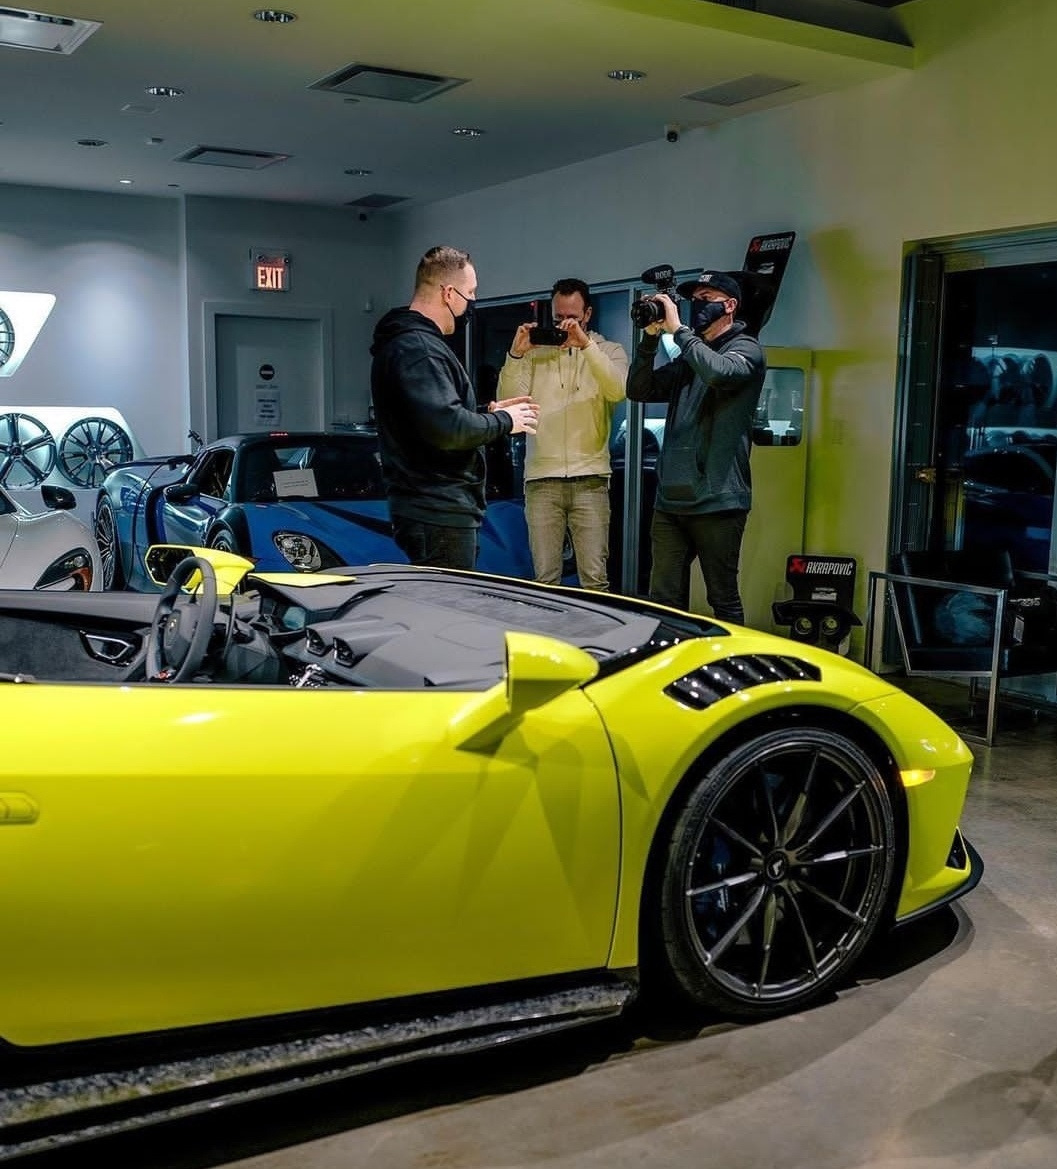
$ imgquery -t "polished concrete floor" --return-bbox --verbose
[31,681,1057,1169]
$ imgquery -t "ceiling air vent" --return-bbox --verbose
[684,74,800,106]
[345,194,408,209]
[175,146,290,170]
[310,64,466,103]
[0,6,100,53]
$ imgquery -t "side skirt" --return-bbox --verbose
[0,974,636,1161]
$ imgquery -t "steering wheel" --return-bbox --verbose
[146,556,222,682]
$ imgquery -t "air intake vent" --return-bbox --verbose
[344,194,407,209]
[684,74,800,106]
[176,146,290,170]
[310,63,467,103]
[0,6,100,53]
[665,654,821,710]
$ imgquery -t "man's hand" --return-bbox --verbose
[509,322,536,358]
[496,400,540,435]
[647,293,682,335]
[557,317,590,350]
[489,395,534,412]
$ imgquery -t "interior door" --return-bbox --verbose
[0,682,620,1046]
[215,315,324,435]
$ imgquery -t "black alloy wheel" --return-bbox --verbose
[93,497,124,590]
[657,727,896,1019]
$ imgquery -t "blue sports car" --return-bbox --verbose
[94,431,535,591]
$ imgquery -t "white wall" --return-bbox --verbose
[183,197,400,436]
[391,0,1054,612]
[0,185,185,456]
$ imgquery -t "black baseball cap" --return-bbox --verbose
[676,270,742,302]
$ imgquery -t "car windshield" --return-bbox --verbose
[237,436,384,502]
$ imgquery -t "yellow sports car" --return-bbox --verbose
[0,549,979,1158]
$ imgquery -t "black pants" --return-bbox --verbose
[393,517,479,571]
[648,508,748,624]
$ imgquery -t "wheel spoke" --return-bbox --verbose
[799,780,867,851]
[778,748,820,846]
[796,844,884,867]
[687,870,758,898]
[783,885,821,979]
[794,878,867,926]
[759,767,780,845]
[711,816,764,859]
[756,890,778,991]
[704,884,768,965]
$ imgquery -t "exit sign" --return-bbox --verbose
[250,249,291,292]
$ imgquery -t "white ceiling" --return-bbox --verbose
[0,0,919,213]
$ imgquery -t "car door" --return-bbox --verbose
[161,449,234,548]
[0,680,621,1046]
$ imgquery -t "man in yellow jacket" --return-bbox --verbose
[497,278,628,590]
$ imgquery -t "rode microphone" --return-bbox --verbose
[640,265,675,285]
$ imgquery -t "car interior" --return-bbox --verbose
[0,561,719,691]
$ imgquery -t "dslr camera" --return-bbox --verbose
[630,264,679,328]
[529,324,567,347]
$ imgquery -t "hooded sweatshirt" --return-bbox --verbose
[370,308,512,527]
[627,321,765,514]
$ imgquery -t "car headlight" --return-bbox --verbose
[35,548,94,591]
[272,531,340,572]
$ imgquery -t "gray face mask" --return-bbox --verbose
[690,299,727,334]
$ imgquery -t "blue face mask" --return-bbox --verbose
[690,299,727,334]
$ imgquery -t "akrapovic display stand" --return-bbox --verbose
[772,553,860,655]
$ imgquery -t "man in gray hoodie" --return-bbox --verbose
[370,246,538,570]
[626,270,765,623]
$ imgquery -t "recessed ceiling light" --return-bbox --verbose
[344,168,372,176]
[451,127,485,137]
[253,8,297,21]
[118,179,134,185]
[145,85,184,98]
[607,69,646,82]
[76,138,107,147]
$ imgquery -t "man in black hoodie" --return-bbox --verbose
[370,246,539,570]
[627,270,765,624]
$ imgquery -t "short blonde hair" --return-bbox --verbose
[415,245,472,293]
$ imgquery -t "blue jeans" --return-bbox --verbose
[649,508,747,623]
[393,518,478,570]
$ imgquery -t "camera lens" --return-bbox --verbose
[630,298,665,328]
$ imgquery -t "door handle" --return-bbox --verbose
[0,794,39,824]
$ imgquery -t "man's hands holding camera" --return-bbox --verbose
[509,316,590,357]
[488,395,540,435]
[641,294,682,336]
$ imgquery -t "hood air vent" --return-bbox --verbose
[310,64,467,103]
[176,146,290,170]
[345,194,407,209]
[685,74,800,106]
[0,6,100,53]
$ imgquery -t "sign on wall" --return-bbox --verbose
[250,249,291,293]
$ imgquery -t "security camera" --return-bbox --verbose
[665,123,680,144]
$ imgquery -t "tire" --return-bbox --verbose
[656,726,895,1019]
[93,497,125,590]
[208,527,238,554]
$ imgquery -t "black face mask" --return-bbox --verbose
[448,286,476,322]
[690,299,728,334]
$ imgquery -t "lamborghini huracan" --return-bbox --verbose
[0,548,980,1157]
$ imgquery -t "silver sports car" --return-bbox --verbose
[0,483,100,590]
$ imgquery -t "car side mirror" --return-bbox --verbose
[163,482,200,504]
[40,484,76,511]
